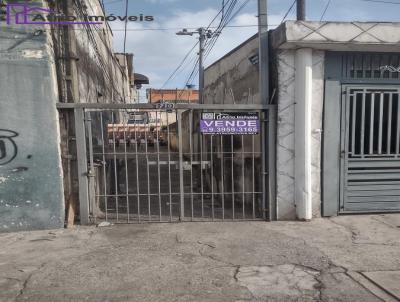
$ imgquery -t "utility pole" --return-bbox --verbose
[198,28,205,105]
[176,28,212,104]
[258,0,269,106]
[297,0,306,21]
[258,0,276,221]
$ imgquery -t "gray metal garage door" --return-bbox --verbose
[340,86,400,212]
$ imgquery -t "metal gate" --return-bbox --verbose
[59,103,276,224]
[340,86,400,212]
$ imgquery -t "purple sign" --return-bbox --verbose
[200,112,260,135]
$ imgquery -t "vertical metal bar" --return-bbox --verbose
[220,136,225,220]
[210,135,214,221]
[241,135,245,219]
[189,110,194,220]
[100,112,108,221]
[351,94,356,155]
[252,134,255,219]
[123,112,130,223]
[85,111,96,223]
[396,94,400,156]
[267,107,277,221]
[111,112,119,222]
[387,93,393,154]
[166,112,172,221]
[74,108,90,225]
[231,135,235,220]
[156,111,162,221]
[339,88,349,211]
[200,120,204,218]
[378,92,384,154]
[360,92,366,157]
[134,113,140,222]
[260,111,267,220]
[369,93,375,154]
[178,110,185,221]
[145,115,151,221]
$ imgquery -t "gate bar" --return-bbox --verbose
[74,108,90,225]
[267,108,277,221]
[178,110,185,220]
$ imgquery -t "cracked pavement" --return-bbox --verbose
[0,214,399,301]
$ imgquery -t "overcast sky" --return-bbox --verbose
[103,0,400,91]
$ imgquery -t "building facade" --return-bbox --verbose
[0,0,134,231]
[204,21,400,220]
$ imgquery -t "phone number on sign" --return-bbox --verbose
[204,127,258,133]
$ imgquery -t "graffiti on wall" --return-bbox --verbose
[0,129,18,165]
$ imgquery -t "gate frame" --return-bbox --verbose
[323,51,400,216]
[339,85,400,213]
[57,102,277,224]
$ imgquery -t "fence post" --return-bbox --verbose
[267,106,277,221]
[74,108,90,225]
[177,110,185,221]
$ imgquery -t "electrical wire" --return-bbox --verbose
[181,0,239,89]
[161,41,199,88]
[60,25,282,32]
[280,0,296,24]
[204,0,250,61]
[360,0,400,4]
[320,0,331,21]
[162,0,237,88]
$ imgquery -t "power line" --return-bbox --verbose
[360,0,400,4]
[204,0,251,61]
[206,0,235,30]
[161,41,199,88]
[203,0,238,56]
[42,25,274,32]
[320,0,331,21]
[179,0,239,91]
[280,0,296,24]
[184,0,239,87]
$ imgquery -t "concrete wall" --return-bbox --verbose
[0,0,132,231]
[65,0,131,103]
[203,35,262,208]
[203,29,326,220]
[274,49,324,220]
[0,13,64,231]
[204,35,259,105]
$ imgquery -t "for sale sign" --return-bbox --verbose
[200,112,260,135]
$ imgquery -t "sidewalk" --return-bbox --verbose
[1,214,399,301]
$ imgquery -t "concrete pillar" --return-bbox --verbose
[294,48,312,220]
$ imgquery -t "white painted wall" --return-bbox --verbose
[275,49,324,220]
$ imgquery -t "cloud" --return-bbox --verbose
[110,8,283,90]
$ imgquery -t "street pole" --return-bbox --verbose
[297,0,306,21]
[176,28,212,104]
[258,0,275,221]
[198,28,205,104]
[258,0,269,106]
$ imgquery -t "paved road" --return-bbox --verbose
[1,215,399,301]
